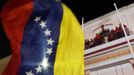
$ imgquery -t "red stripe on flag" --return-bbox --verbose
[1,0,33,75]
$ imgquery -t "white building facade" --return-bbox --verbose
[84,3,134,75]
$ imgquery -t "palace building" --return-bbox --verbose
[84,3,134,75]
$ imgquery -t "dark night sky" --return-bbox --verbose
[62,0,134,23]
[0,0,133,59]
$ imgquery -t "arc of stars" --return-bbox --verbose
[26,16,55,74]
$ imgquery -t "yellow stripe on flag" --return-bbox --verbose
[54,4,84,75]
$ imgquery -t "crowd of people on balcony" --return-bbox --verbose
[85,23,130,49]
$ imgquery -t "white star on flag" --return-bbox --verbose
[26,70,34,75]
[40,21,46,29]
[34,16,41,23]
[35,65,43,73]
[42,57,49,70]
[44,29,51,36]
[47,38,54,45]
[46,48,53,55]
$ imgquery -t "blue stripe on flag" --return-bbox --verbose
[19,1,63,75]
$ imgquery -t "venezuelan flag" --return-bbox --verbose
[1,0,84,75]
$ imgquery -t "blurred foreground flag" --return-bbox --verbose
[1,0,84,75]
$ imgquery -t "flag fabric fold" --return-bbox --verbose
[1,0,84,75]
